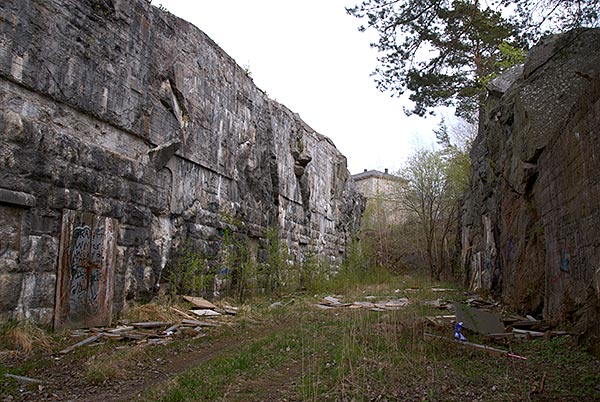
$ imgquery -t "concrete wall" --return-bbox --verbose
[0,0,364,326]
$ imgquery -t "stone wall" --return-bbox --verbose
[461,28,600,355]
[0,0,364,326]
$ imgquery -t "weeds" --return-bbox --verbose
[84,345,150,384]
[164,241,213,297]
[0,320,53,354]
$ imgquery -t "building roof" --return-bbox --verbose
[351,169,403,182]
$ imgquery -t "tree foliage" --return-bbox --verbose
[346,0,521,119]
[346,0,597,118]
[501,0,600,42]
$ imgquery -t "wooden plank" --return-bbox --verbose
[483,332,515,339]
[512,328,545,337]
[171,306,198,321]
[182,296,217,309]
[131,321,173,328]
[108,325,134,334]
[4,373,44,384]
[424,333,527,360]
[59,333,103,354]
[190,309,221,317]
[181,319,220,327]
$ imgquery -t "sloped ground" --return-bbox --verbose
[2,276,599,401]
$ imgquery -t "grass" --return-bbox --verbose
[139,275,600,401]
[1,274,599,401]
[0,320,54,354]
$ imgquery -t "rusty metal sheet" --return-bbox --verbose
[54,210,118,329]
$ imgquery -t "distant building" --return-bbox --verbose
[351,169,405,226]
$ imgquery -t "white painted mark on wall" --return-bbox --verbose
[11,51,28,81]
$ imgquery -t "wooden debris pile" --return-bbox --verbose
[316,296,410,311]
[58,296,238,355]
[424,298,572,360]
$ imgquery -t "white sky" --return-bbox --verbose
[157,0,441,175]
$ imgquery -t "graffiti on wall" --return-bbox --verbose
[54,210,117,329]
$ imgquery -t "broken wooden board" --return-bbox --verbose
[190,309,221,317]
[171,306,198,321]
[108,325,134,334]
[322,296,342,305]
[352,301,375,308]
[181,319,220,327]
[222,306,239,315]
[4,373,44,385]
[182,296,217,309]
[131,321,173,328]
[512,328,545,338]
[424,333,527,360]
[454,302,505,335]
[60,333,104,354]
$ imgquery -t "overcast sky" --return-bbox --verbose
[157,0,442,175]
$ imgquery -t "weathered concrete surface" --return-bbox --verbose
[0,0,364,325]
[461,28,600,355]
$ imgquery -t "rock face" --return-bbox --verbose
[461,28,600,355]
[0,0,364,326]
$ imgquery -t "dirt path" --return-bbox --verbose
[7,318,292,402]
[218,359,305,402]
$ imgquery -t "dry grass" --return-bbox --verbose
[84,344,150,384]
[0,320,54,354]
[122,300,179,323]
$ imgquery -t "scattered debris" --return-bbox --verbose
[190,309,221,317]
[315,304,335,310]
[56,299,237,357]
[352,301,375,308]
[528,372,547,398]
[317,296,410,311]
[171,306,198,321]
[465,297,498,308]
[425,333,527,360]
[181,319,220,327]
[454,302,505,335]
[320,296,351,307]
[60,333,104,354]
[164,324,179,336]
[183,296,217,309]
[425,315,456,328]
[108,325,134,334]
[422,299,451,309]
[221,306,239,315]
[454,322,467,341]
[131,321,173,328]
[4,373,45,385]
[512,328,545,338]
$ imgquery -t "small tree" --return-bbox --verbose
[397,141,469,279]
